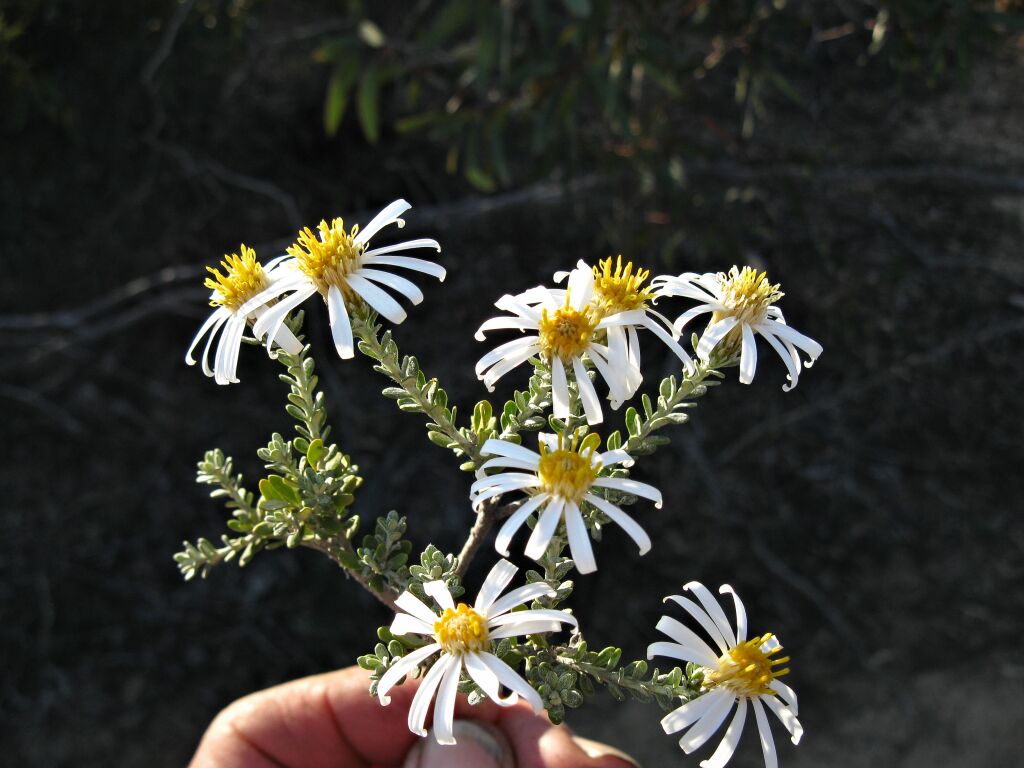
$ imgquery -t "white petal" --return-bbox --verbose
[661,690,726,735]
[672,305,716,335]
[477,652,543,713]
[700,699,747,768]
[480,439,541,464]
[752,698,779,768]
[663,595,731,654]
[327,284,355,358]
[524,497,564,561]
[494,494,548,557]
[488,608,576,630]
[564,502,597,573]
[474,315,538,341]
[584,493,652,555]
[567,263,594,310]
[362,237,441,256]
[572,356,603,425]
[696,317,739,361]
[423,580,455,612]
[488,621,563,638]
[768,680,798,716]
[360,253,446,281]
[270,322,303,356]
[474,559,518,614]
[719,585,748,644]
[470,472,542,494]
[679,690,735,754]
[480,343,543,390]
[395,591,441,625]
[755,326,801,390]
[214,315,246,385]
[764,320,822,362]
[597,449,634,468]
[550,356,570,421]
[762,695,802,744]
[642,314,695,373]
[646,641,719,668]
[185,308,230,365]
[739,323,758,384]
[478,456,540,473]
[650,615,720,666]
[358,267,424,305]
[197,312,230,377]
[355,199,412,246]
[475,336,542,375]
[377,643,442,704]
[431,653,464,745]
[407,653,449,737]
[487,579,556,618]
[235,273,310,317]
[684,582,737,648]
[591,477,663,508]
[464,651,517,705]
[390,613,435,637]
[347,273,407,324]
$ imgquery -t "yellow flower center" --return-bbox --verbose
[434,603,490,654]
[703,633,790,698]
[287,218,364,296]
[592,256,655,316]
[536,433,602,503]
[538,297,597,363]
[204,244,270,312]
[707,266,783,356]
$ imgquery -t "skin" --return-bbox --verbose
[190,665,633,768]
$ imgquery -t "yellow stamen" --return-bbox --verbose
[287,218,364,296]
[538,294,597,363]
[703,632,790,698]
[536,432,602,503]
[592,256,655,315]
[709,266,783,356]
[205,244,269,312]
[434,603,490,654]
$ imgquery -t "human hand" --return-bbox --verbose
[190,665,640,768]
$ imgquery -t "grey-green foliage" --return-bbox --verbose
[526,637,704,724]
[343,510,414,596]
[498,361,552,439]
[175,327,363,579]
[352,310,486,471]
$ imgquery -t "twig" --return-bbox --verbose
[303,537,397,611]
[454,498,523,577]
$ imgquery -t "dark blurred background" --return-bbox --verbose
[3,1,1024,765]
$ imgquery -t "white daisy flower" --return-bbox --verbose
[470,433,661,573]
[652,266,822,391]
[474,263,645,425]
[185,245,303,385]
[555,257,696,396]
[234,199,444,360]
[377,559,576,745]
[647,582,802,768]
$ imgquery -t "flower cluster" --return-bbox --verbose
[186,200,443,381]
[183,199,822,767]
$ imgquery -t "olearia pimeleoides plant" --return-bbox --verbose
[177,199,821,767]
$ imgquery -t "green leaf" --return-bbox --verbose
[465,165,497,193]
[357,67,382,145]
[324,51,360,137]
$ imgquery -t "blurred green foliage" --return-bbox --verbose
[312,0,1019,191]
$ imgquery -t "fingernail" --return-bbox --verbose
[571,735,642,767]
[403,721,514,768]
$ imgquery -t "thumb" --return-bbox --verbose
[403,721,515,768]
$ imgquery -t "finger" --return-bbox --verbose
[497,705,639,767]
[191,666,506,768]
